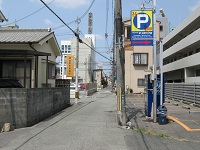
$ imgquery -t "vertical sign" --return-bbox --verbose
[88,12,93,34]
[66,55,74,77]
[131,10,153,46]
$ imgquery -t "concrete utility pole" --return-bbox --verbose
[115,0,126,125]
[75,17,81,104]
[112,32,115,92]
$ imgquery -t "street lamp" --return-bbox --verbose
[159,8,165,17]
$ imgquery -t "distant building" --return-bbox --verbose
[60,34,96,83]
[93,69,103,89]
[60,40,71,79]
[162,7,200,83]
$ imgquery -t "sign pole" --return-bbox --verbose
[153,0,157,123]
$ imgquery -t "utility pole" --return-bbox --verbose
[115,0,126,126]
[84,56,87,95]
[75,17,81,104]
[112,33,115,92]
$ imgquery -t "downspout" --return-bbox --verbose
[24,54,27,88]
[29,43,38,88]
[29,43,37,51]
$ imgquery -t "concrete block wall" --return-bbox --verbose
[86,83,97,96]
[0,87,70,129]
[0,88,28,128]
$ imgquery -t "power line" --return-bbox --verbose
[3,0,95,31]
[3,0,55,26]
[52,0,96,31]
[81,40,112,62]
[40,0,111,62]
[40,0,78,37]
[79,32,112,62]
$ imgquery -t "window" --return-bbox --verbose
[68,45,71,53]
[61,45,64,53]
[133,53,148,65]
[65,45,67,52]
[1,60,31,87]
[48,63,55,79]
[160,25,163,32]
[138,78,145,86]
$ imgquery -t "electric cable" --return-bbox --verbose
[79,32,112,62]
[40,0,78,37]
[81,40,112,62]
[41,0,111,63]
[105,0,113,54]
[3,0,55,26]
[52,0,96,31]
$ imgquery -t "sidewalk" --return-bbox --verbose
[126,94,200,142]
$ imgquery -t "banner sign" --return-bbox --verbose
[66,55,74,77]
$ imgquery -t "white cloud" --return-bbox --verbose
[34,0,91,9]
[44,18,53,25]
[188,1,200,12]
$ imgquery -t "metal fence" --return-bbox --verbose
[165,83,200,104]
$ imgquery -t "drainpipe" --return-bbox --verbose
[29,43,38,88]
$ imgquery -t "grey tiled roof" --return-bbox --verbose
[0,29,53,43]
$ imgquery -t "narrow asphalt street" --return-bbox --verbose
[1,86,200,150]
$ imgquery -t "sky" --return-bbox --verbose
[0,0,200,74]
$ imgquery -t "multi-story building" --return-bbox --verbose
[60,40,71,79]
[123,17,168,93]
[60,34,96,83]
[162,7,200,83]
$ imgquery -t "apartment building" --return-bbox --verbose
[162,7,200,83]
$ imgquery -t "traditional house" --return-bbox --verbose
[0,28,61,88]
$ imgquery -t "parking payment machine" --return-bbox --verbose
[144,74,165,117]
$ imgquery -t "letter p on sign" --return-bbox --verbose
[137,14,149,28]
[132,11,151,30]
